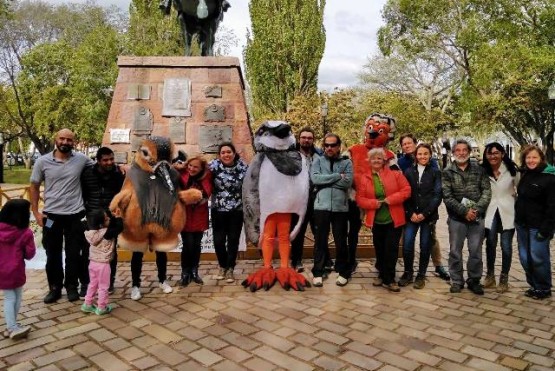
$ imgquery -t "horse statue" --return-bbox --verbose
[160,0,230,56]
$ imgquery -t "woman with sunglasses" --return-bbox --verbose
[481,143,518,293]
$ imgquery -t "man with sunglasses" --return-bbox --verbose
[310,133,353,287]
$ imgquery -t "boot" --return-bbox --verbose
[496,273,509,293]
[43,287,62,304]
[180,269,192,287]
[483,272,496,288]
[191,267,204,285]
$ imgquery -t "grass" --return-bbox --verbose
[2,165,32,184]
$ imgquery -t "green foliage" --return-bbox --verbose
[245,0,326,118]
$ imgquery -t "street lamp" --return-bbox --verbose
[321,102,328,135]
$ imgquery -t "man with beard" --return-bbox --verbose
[290,128,322,272]
[81,147,125,295]
[30,129,94,303]
[443,139,491,295]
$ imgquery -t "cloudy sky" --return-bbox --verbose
[45,0,388,90]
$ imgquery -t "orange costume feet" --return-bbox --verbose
[242,267,310,291]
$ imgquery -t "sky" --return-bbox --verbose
[45,0,388,91]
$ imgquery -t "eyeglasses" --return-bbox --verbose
[324,143,339,148]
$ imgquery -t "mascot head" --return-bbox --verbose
[254,120,296,152]
[135,136,176,193]
[364,113,396,149]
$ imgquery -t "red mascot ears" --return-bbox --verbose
[364,114,396,149]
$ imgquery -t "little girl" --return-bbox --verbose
[0,199,36,340]
[81,209,123,315]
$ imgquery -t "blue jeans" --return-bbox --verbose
[516,225,552,292]
[485,212,514,275]
[3,287,23,331]
[403,221,434,276]
[447,218,485,286]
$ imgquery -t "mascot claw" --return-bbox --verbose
[275,267,310,291]
[243,267,308,292]
[242,267,276,292]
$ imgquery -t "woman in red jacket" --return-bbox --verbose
[356,148,411,292]
[178,154,213,286]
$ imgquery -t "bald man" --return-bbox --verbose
[30,129,94,304]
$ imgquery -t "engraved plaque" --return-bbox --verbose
[127,84,151,100]
[114,151,128,164]
[162,78,192,117]
[110,128,130,143]
[204,85,222,98]
[133,107,153,132]
[204,104,225,122]
[199,125,233,153]
[170,117,186,143]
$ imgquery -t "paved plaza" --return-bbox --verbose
[1,207,554,370]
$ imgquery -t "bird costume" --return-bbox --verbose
[242,121,310,291]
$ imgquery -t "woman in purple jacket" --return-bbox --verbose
[0,199,36,340]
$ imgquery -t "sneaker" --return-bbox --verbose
[398,272,414,287]
[130,286,142,301]
[159,281,173,294]
[524,288,535,297]
[414,275,426,289]
[483,273,496,288]
[225,269,235,283]
[81,303,96,314]
[383,282,400,292]
[336,275,348,287]
[43,288,62,304]
[372,277,383,286]
[67,288,80,302]
[79,285,88,298]
[215,268,226,280]
[450,283,463,293]
[313,277,323,287]
[435,266,450,281]
[9,325,31,340]
[95,304,113,315]
[496,273,509,293]
[467,279,484,295]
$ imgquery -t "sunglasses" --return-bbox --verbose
[324,143,339,148]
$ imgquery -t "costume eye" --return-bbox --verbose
[378,129,384,134]
[141,149,149,157]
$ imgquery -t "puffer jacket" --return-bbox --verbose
[515,164,555,238]
[403,164,442,222]
[442,161,491,222]
[0,223,36,289]
[310,155,353,212]
[81,164,125,212]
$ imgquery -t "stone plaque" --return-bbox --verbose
[133,107,153,132]
[170,117,186,143]
[114,151,128,164]
[162,78,192,117]
[199,125,233,153]
[131,134,148,151]
[110,128,130,143]
[127,84,151,100]
[204,104,225,122]
[204,85,222,98]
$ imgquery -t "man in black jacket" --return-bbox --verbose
[81,147,125,295]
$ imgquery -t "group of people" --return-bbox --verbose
[1,123,554,340]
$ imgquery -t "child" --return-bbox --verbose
[81,209,123,315]
[0,199,36,340]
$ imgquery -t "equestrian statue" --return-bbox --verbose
[160,0,230,56]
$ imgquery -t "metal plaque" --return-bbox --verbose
[169,117,186,143]
[198,125,232,153]
[204,104,225,122]
[114,151,128,164]
[127,84,151,100]
[162,78,192,117]
[133,107,153,132]
[204,85,222,98]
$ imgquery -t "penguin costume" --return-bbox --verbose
[242,120,311,291]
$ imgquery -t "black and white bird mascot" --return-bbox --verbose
[242,120,310,291]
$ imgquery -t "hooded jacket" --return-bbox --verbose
[0,223,36,289]
[515,164,555,238]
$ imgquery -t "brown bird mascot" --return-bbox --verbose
[110,136,202,252]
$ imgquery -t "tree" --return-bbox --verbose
[244,0,326,120]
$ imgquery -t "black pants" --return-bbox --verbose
[373,223,403,285]
[110,250,117,287]
[347,200,362,269]
[131,251,167,287]
[312,210,349,278]
[212,210,243,269]
[290,201,315,266]
[42,212,87,290]
[181,231,203,272]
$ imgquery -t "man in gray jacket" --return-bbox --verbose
[443,139,491,295]
[310,133,353,287]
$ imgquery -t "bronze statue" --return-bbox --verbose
[160,0,230,56]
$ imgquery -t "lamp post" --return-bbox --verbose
[0,133,4,184]
[549,83,555,163]
[321,102,328,135]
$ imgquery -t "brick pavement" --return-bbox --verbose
[1,207,554,370]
